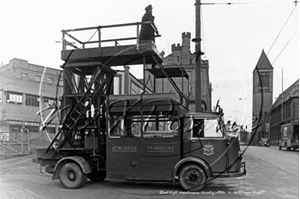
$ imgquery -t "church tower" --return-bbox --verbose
[252,49,273,145]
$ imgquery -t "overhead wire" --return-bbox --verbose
[266,3,298,55]
[201,1,298,5]
[272,29,299,65]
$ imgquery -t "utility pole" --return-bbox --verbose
[281,69,284,121]
[193,0,203,112]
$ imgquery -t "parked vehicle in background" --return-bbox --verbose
[279,123,299,151]
[259,138,270,147]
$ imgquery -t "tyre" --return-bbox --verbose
[59,162,87,189]
[88,170,106,182]
[179,164,207,192]
[279,145,282,150]
[287,147,291,151]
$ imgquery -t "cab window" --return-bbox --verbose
[192,118,223,138]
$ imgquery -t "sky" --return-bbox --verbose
[0,0,299,127]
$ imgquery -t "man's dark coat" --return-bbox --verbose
[139,13,157,42]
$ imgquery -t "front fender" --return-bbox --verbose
[172,157,212,184]
[52,156,91,180]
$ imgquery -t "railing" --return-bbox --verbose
[61,22,160,54]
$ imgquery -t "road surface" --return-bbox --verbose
[0,146,298,199]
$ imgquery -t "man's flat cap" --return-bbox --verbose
[145,4,153,11]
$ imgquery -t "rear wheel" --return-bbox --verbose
[179,164,207,192]
[279,145,282,150]
[287,147,291,151]
[59,162,87,189]
[88,170,106,182]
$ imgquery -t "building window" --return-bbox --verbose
[45,124,56,134]
[7,120,23,132]
[25,122,40,133]
[25,94,40,107]
[47,77,53,85]
[7,92,23,105]
[35,75,41,82]
[43,97,55,108]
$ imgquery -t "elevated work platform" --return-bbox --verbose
[61,22,162,67]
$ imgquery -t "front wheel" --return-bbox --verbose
[59,162,87,189]
[179,164,207,192]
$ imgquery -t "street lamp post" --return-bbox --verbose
[193,0,203,112]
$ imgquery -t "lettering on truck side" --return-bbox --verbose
[147,146,174,152]
[112,146,137,152]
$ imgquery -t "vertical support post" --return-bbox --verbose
[21,128,24,154]
[27,129,30,154]
[195,0,202,112]
[281,69,283,121]
[98,27,101,56]
[143,55,146,93]
[137,23,140,51]
[182,69,184,95]
[62,31,66,51]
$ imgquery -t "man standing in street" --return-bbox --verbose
[139,4,159,43]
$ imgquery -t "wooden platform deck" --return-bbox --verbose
[61,42,163,67]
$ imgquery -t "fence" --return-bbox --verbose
[0,128,30,158]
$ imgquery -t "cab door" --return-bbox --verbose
[106,117,139,180]
[184,116,228,173]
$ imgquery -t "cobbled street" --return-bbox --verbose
[0,146,298,199]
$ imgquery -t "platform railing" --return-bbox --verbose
[61,22,160,54]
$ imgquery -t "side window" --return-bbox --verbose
[108,116,125,138]
[126,116,141,137]
[143,115,179,138]
[192,118,223,138]
[193,119,205,138]
[108,115,142,138]
[203,119,223,137]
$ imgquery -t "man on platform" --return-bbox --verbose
[139,4,159,43]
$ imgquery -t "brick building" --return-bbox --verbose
[0,58,148,137]
[252,50,274,145]
[270,79,299,145]
[0,58,64,137]
[154,32,211,111]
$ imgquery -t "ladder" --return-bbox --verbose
[45,65,115,159]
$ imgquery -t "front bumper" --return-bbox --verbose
[213,162,246,178]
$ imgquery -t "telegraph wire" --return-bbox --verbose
[201,1,298,5]
[266,3,298,55]
[272,29,299,65]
